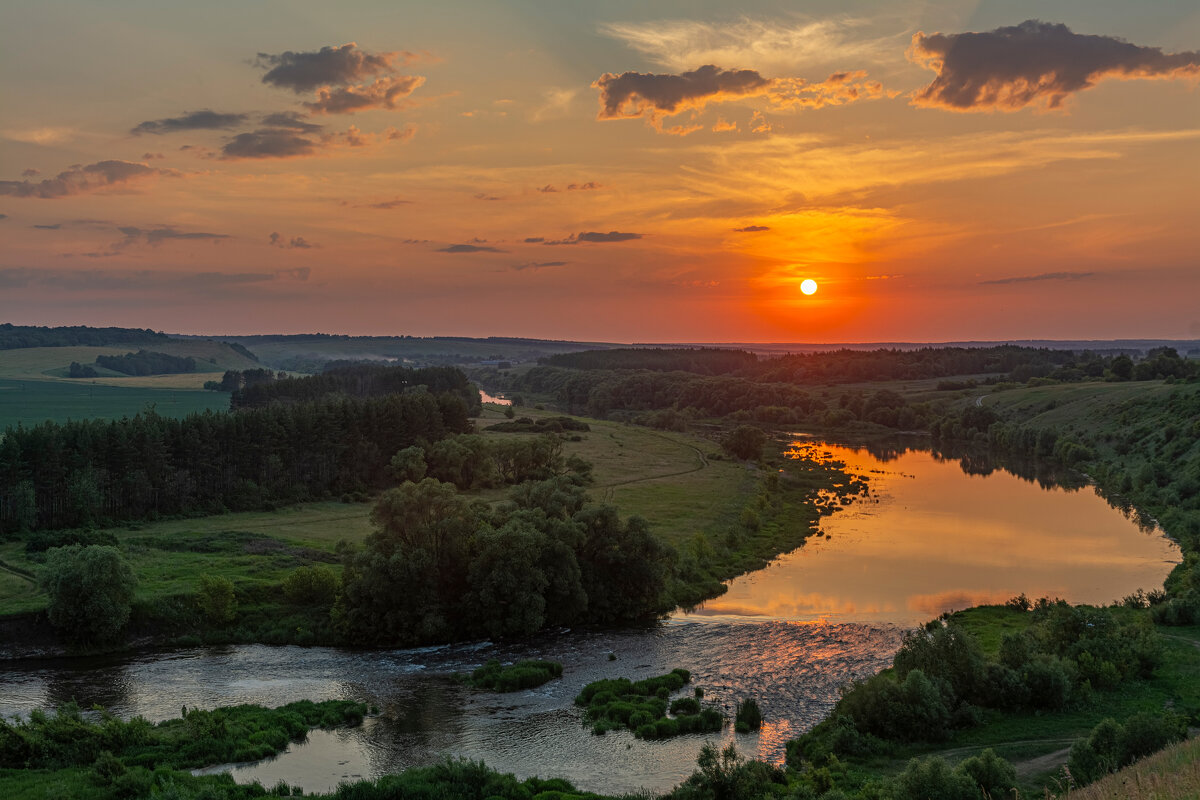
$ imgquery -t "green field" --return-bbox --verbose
[0,378,229,428]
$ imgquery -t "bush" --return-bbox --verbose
[281,566,338,606]
[40,545,137,643]
[464,659,563,692]
[889,756,976,800]
[735,698,762,731]
[194,574,238,626]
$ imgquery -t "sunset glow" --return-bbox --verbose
[1,2,1197,341]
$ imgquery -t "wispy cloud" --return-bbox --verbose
[592,65,887,133]
[0,160,178,199]
[269,232,317,249]
[510,260,568,271]
[437,243,506,253]
[0,266,308,292]
[909,20,1200,112]
[543,231,643,245]
[304,75,425,114]
[599,17,898,73]
[980,271,1095,285]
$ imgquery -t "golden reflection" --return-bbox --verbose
[680,441,1180,626]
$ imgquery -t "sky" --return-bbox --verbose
[1,0,1198,343]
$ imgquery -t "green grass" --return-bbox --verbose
[0,378,229,428]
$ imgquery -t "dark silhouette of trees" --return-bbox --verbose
[40,544,137,643]
[95,350,197,376]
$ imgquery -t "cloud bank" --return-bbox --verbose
[909,20,1200,111]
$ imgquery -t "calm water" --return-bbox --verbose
[0,439,1179,795]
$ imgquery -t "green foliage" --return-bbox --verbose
[281,565,338,606]
[669,743,786,800]
[388,446,427,483]
[94,350,196,376]
[888,756,976,800]
[1067,711,1187,786]
[463,659,563,692]
[196,574,237,625]
[40,545,137,643]
[574,669,722,739]
[721,426,766,461]
[734,698,762,731]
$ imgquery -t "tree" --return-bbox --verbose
[40,545,137,643]
[722,426,766,461]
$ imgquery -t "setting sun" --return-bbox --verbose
[800,279,819,295]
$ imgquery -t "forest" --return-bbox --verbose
[0,323,169,351]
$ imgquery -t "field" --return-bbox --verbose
[0,340,261,427]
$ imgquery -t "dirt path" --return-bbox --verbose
[597,432,710,503]
[1014,745,1074,781]
[0,558,37,586]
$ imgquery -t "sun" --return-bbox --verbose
[800,279,818,295]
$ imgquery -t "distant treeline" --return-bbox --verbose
[229,364,482,415]
[95,349,197,376]
[0,323,169,351]
[0,392,472,532]
[525,345,1198,386]
[541,347,757,375]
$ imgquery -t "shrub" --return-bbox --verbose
[282,566,338,606]
[196,574,238,626]
[40,545,137,643]
[734,699,762,731]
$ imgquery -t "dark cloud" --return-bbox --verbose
[33,223,61,230]
[511,261,568,271]
[0,160,176,199]
[980,271,1094,285]
[543,231,643,245]
[567,181,601,190]
[221,129,317,159]
[142,152,165,160]
[909,20,1200,111]
[577,231,642,243]
[593,64,770,120]
[0,214,7,220]
[21,168,39,177]
[363,198,410,209]
[304,75,425,114]
[733,225,770,232]
[116,226,230,248]
[0,266,308,292]
[523,237,545,243]
[261,112,325,133]
[269,232,316,249]
[538,184,559,193]
[131,110,249,135]
[437,243,506,253]
[256,43,409,93]
[474,193,501,201]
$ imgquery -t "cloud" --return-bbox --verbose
[538,184,558,193]
[22,168,39,177]
[116,226,230,248]
[0,160,177,199]
[361,198,410,209]
[523,237,545,243]
[0,266,307,292]
[543,231,643,245]
[600,17,898,73]
[269,232,317,249]
[437,243,506,253]
[909,20,1200,111]
[592,65,887,132]
[474,193,501,201]
[733,225,769,232]
[593,64,770,121]
[304,75,425,114]
[33,223,62,230]
[713,117,738,132]
[0,127,75,145]
[141,153,165,160]
[511,260,568,271]
[131,110,249,135]
[0,214,7,220]
[261,112,325,133]
[568,182,600,191]
[256,43,415,93]
[221,129,318,159]
[980,271,1095,285]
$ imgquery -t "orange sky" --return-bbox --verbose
[1,1,1198,342]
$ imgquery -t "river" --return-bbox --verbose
[0,439,1179,796]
